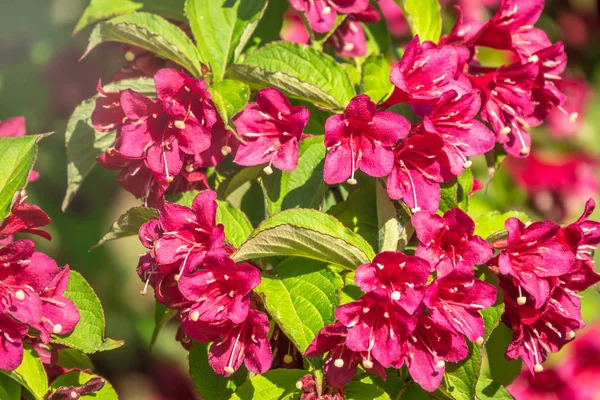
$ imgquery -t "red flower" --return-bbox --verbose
[91,81,126,132]
[0,314,28,371]
[0,197,51,242]
[324,94,410,185]
[325,6,380,58]
[290,0,370,33]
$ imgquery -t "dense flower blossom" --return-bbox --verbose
[324,94,409,185]
[233,88,309,174]
[354,252,431,314]
[386,133,453,213]
[290,0,369,33]
[412,208,493,276]
[304,323,385,387]
[325,6,380,58]
[423,270,497,343]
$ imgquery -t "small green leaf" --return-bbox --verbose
[83,12,203,77]
[340,272,362,305]
[51,371,118,400]
[63,77,155,211]
[257,258,342,353]
[474,211,530,240]
[476,377,514,400]
[261,136,327,216]
[93,206,159,249]
[345,380,391,400]
[399,0,442,43]
[52,271,124,354]
[189,343,245,400]
[439,180,458,214]
[0,346,48,400]
[56,349,94,371]
[74,0,186,34]
[185,0,268,80]
[0,373,21,400]
[230,369,307,400]
[229,41,355,110]
[216,199,254,248]
[233,209,376,269]
[210,79,250,126]
[457,168,473,212]
[362,54,393,103]
[0,134,44,223]
[150,302,177,350]
[376,179,402,252]
[486,323,522,386]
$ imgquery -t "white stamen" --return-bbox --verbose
[224,366,235,374]
[15,290,25,301]
[53,324,63,334]
[475,337,484,346]
[391,291,401,301]
[190,311,200,321]
[362,359,373,369]
[174,120,186,130]
[334,358,345,368]
[534,364,544,373]
[436,360,445,369]
[263,165,273,175]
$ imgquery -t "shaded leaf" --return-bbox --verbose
[476,377,514,400]
[0,346,48,400]
[93,206,158,250]
[230,369,307,400]
[189,343,245,400]
[150,302,177,351]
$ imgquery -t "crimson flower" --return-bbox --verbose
[412,208,493,276]
[547,76,591,138]
[386,133,453,213]
[335,290,416,368]
[419,90,495,175]
[405,314,468,392]
[233,88,309,174]
[354,252,431,314]
[325,6,380,58]
[290,0,369,33]
[324,94,410,185]
[0,197,51,242]
[424,270,497,343]
[0,314,28,371]
[91,81,126,132]
[304,323,385,387]
[508,368,576,400]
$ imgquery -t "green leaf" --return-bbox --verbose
[0,346,48,400]
[399,0,442,43]
[0,135,43,223]
[362,54,393,104]
[345,380,391,400]
[189,343,244,400]
[486,323,522,386]
[474,211,530,240]
[340,272,362,305]
[230,369,307,400]
[476,377,514,400]
[0,373,21,400]
[257,258,342,352]
[439,180,458,214]
[56,349,94,371]
[232,209,376,269]
[210,79,250,126]
[83,12,203,77]
[62,77,155,211]
[261,136,327,216]
[52,271,124,354]
[74,0,186,34]
[51,371,118,400]
[93,206,159,249]
[150,302,177,350]
[216,199,254,248]
[229,41,355,110]
[457,168,473,212]
[376,179,401,252]
[185,0,268,80]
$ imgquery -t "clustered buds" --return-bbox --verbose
[136,190,272,376]
[0,198,79,371]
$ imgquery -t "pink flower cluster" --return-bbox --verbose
[136,190,272,376]
[305,208,497,391]
[491,199,600,374]
[0,199,79,371]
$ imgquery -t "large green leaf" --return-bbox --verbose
[0,134,43,223]
[83,12,203,77]
[62,78,155,211]
[362,54,393,103]
[232,209,375,269]
[261,136,327,216]
[257,258,342,353]
[399,0,442,43]
[92,206,159,249]
[189,343,245,400]
[230,369,307,400]
[185,0,268,80]
[210,79,250,126]
[0,346,48,400]
[51,371,118,400]
[52,271,123,354]
[229,41,355,110]
[74,0,186,34]
[216,199,254,248]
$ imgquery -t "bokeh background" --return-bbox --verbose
[0,0,598,398]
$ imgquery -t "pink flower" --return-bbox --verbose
[304,323,385,387]
[508,368,576,400]
[0,197,51,242]
[233,88,309,174]
[547,76,592,138]
[419,90,495,176]
[377,0,408,38]
[386,133,453,213]
[335,290,416,368]
[0,314,28,371]
[326,6,380,58]
[412,208,493,276]
[324,94,410,185]
[281,9,310,44]
[354,252,431,314]
[424,270,497,343]
[558,323,600,399]
[290,0,370,33]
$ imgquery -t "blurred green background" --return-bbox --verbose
[0,0,598,398]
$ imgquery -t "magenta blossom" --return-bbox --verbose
[326,6,380,58]
[0,197,51,242]
[304,323,385,387]
[290,0,369,33]
[547,76,591,138]
[354,252,431,314]
[0,314,28,371]
[412,208,493,276]
[91,81,126,132]
[386,133,453,213]
[324,94,409,185]
[508,368,576,400]
[233,88,309,174]
[424,270,497,343]
[335,290,416,368]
